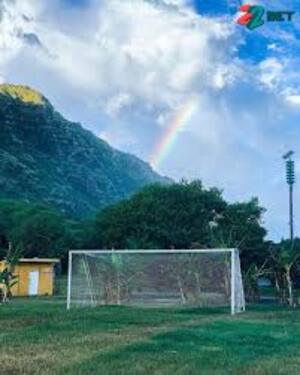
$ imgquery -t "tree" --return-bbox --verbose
[11,204,79,265]
[0,200,84,268]
[269,239,300,306]
[0,200,28,259]
[243,260,270,302]
[94,181,227,250]
[93,182,267,271]
[210,198,268,269]
[0,243,21,303]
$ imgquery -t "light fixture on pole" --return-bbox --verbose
[283,150,295,242]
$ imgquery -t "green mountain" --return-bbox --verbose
[0,84,170,217]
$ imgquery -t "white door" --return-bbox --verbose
[28,271,39,296]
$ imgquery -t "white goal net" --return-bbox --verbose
[67,249,245,314]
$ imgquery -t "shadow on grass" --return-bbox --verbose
[1,300,229,347]
[61,315,300,375]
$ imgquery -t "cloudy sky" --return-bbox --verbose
[0,0,300,240]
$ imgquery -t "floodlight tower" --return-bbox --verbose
[283,151,295,241]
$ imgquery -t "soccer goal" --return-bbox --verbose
[67,249,245,314]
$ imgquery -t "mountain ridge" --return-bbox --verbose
[0,84,170,217]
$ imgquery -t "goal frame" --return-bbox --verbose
[67,249,245,315]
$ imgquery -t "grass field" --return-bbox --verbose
[1,298,300,375]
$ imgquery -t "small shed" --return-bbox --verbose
[0,258,60,296]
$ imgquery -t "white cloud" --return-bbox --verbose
[104,93,133,116]
[267,43,282,53]
[286,95,300,107]
[0,0,42,63]
[258,56,300,110]
[93,0,238,109]
[259,58,284,90]
[0,0,240,114]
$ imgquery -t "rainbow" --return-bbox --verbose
[150,96,199,169]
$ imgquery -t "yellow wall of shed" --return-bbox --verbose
[0,261,55,296]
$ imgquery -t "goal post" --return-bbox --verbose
[67,249,245,314]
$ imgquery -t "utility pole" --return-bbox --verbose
[283,151,295,242]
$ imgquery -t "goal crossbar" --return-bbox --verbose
[69,249,235,254]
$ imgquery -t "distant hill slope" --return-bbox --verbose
[0,84,170,217]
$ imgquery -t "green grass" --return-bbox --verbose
[1,299,300,374]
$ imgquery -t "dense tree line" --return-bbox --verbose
[0,200,85,266]
[93,181,267,268]
[1,181,300,305]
